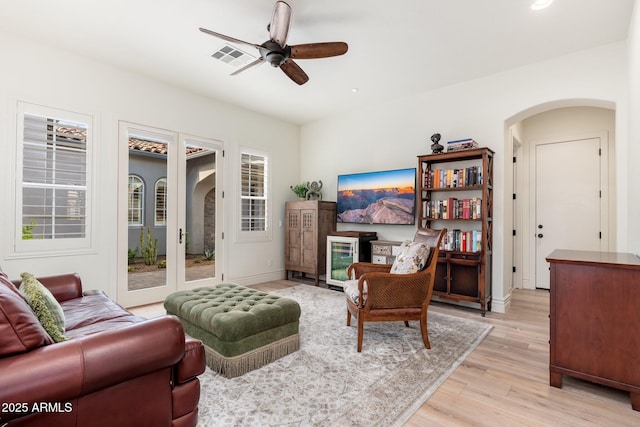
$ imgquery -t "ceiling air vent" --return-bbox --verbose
[211,44,256,68]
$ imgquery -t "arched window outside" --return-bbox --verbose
[128,175,144,226]
[155,178,167,226]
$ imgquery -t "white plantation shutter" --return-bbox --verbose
[15,102,94,254]
[240,151,268,232]
[155,178,167,226]
[128,175,144,226]
[22,114,88,240]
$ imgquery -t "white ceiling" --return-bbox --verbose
[0,0,635,125]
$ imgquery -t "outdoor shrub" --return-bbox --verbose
[140,227,158,266]
[128,247,138,264]
[22,221,36,240]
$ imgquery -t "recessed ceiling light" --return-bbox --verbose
[531,0,553,10]
[351,88,359,93]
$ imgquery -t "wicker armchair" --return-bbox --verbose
[345,228,446,352]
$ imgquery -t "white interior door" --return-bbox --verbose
[534,137,604,289]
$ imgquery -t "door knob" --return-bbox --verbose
[538,224,543,229]
[537,233,543,238]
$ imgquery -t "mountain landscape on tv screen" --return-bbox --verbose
[337,187,415,224]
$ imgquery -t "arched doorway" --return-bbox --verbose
[506,101,616,290]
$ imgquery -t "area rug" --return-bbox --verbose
[196,284,492,427]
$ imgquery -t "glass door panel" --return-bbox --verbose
[178,135,223,289]
[127,141,169,292]
[184,147,216,283]
[118,122,178,308]
[326,236,358,287]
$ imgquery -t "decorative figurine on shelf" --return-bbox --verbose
[430,133,444,154]
[305,180,323,200]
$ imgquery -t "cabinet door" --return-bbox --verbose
[434,261,448,293]
[300,209,317,269]
[450,263,480,298]
[286,209,302,267]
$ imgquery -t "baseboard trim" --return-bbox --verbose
[491,292,511,314]
[226,270,286,286]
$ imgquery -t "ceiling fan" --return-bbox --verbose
[199,1,348,85]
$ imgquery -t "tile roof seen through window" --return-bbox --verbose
[56,127,204,156]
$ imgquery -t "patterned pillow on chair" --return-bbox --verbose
[390,241,431,274]
[344,279,368,305]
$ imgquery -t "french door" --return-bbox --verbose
[117,122,223,307]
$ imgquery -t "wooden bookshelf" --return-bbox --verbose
[417,147,494,315]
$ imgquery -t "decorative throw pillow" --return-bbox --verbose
[19,272,68,342]
[344,279,368,305]
[390,241,431,274]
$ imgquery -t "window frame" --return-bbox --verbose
[13,102,96,256]
[154,177,167,226]
[128,175,145,227]
[237,147,271,242]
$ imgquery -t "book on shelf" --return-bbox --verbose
[439,229,482,253]
[421,165,483,189]
[446,138,479,152]
[423,198,482,220]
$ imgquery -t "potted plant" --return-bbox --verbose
[290,183,307,200]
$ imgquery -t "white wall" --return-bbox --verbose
[628,1,640,255]
[0,32,300,298]
[301,41,630,313]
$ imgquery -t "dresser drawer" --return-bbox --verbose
[372,255,388,264]
[372,245,392,256]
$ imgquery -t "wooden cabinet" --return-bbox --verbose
[371,240,402,265]
[285,201,336,285]
[417,148,493,315]
[546,249,640,411]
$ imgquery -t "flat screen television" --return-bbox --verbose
[336,168,416,224]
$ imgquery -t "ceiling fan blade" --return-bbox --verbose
[290,42,349,59]
[269,1,292,48]
[280,59,309,85]
[230,57,265,76]
[199,27,261,51]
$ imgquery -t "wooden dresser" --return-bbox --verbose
[546,249,640,411]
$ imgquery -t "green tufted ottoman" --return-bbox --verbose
[164,284,301,378]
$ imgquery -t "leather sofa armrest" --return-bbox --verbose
[0,316,185,422]
[174,337,205,384]
[27,273,84,302]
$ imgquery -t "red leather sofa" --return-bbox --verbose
[0,272,205,427]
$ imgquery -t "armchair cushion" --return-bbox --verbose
[390,240,430,274]
[19,272,68,342]
[344,279,367,305]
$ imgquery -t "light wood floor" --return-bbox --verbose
[132,279,640,426]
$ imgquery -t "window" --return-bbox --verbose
[128,176,144,226]
[16,103,94,253]
[155,178,167,226]
[239,149,270,240]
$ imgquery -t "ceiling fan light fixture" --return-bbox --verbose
[200,1,348,85]
[531,0,553,11]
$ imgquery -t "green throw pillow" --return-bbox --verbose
[19,272,68,343]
